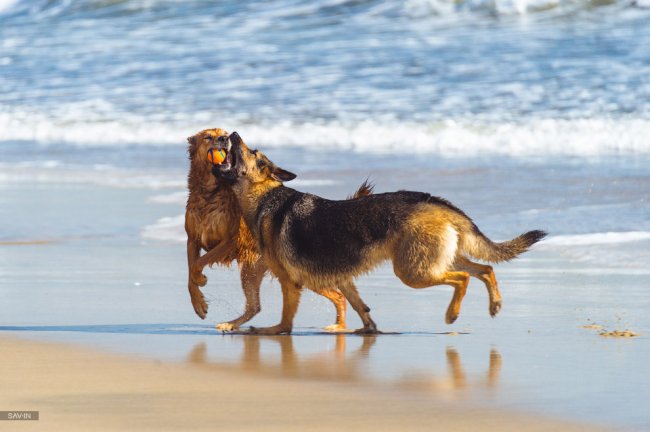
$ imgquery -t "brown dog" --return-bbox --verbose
[185,128,372,331]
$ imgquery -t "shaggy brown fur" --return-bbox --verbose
[185,128,372,331]
[220,132,546,335]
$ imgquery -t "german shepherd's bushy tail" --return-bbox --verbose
[461,225,547,263]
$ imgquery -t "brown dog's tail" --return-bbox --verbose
[348,179,375,199]
[461,226,547,263]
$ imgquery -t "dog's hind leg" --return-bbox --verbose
[392,223,470,324]
[249,279,302,335]
[319,289,347,332]
[394,263,470,325]
[216,257,267,332]
[442,271,470,324]
[337,282,378,334]
[453,256,502,318]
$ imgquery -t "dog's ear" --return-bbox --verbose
[271,166,297,182]
[187,135,197,146]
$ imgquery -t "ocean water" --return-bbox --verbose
[1,0,650,155]
[1,0,650,429]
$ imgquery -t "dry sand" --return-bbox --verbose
[0,335,603,432]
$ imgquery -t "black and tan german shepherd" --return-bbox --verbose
[217,132,546,335]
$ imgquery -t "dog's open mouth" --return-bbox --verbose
[210,132,243,181]
[207,137,234,169]
[211,143,238,179]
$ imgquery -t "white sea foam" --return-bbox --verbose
[542,232,650,246]
[0,0,17,14]
[404,0,556,16]
[0,163,185,189]
[2,111,649,158]
[147,191,188,204]
[539,232,650,270]
[141,215,186,243]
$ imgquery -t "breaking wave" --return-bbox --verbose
[2,112,649,157]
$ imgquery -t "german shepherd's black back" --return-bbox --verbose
[252,187,544,275]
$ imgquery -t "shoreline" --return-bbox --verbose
[0,334,603,432]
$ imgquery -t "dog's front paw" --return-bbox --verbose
[445,309,459,325]
[190,289,208,319]
[489,300,502,318]
[216,322,238,332]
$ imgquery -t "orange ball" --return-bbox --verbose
[207,148,226,165]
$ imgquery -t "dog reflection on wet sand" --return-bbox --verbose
[188,335,375,381]
[398,347,502,397]
[187,337,501,396]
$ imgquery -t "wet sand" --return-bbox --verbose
[0,335,600,431]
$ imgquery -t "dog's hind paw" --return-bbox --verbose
[323,324,349,333]
[353,327,380,335]
[216,322,238,332]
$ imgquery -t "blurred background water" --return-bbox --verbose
[1,0,650,155]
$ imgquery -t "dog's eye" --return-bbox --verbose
[217,136,227,143]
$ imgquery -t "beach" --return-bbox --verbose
[2,0,650,429]
[1,335,605,432]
